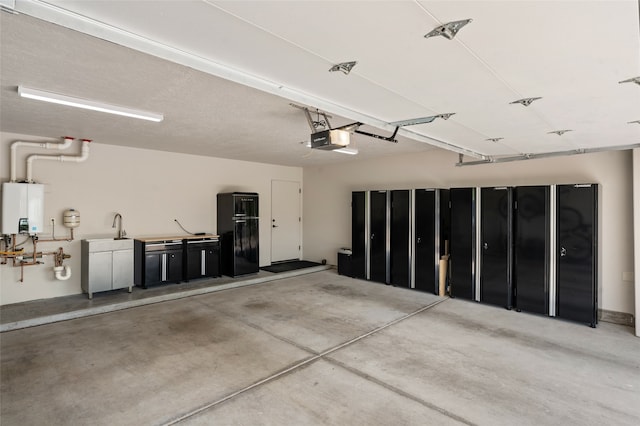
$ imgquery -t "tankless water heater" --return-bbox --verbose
[1,182,44,235]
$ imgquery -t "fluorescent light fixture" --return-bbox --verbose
[334,147,358,155]
[18,86,164,122]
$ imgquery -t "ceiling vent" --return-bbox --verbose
[548,130,573,136]
[329,61,357,75]
[424,19,472,40]
[486,138,504,142]
[628,120,640,124]
[619,76,640,85]
[510,97,542,107]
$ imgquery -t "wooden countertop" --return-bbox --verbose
[134,234,219,242]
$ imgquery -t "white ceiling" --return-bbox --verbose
[1,0,639,167]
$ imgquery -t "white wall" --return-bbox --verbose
[0,132,302,305]
[303,148,635,317]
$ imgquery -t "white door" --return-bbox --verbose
[271,180,301,263]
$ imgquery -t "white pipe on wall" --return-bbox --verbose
[26,139,91,182]
[53,265,72,281]
[10,136,74,182]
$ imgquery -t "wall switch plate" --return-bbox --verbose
[622,272,634,282]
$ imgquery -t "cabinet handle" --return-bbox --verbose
[162,253,167,281]
[201,249,206,276]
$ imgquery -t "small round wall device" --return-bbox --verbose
[63,209,80,228]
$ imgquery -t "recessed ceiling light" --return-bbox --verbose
[510,97,542,107]
[619,76,640,85]
[329,61,357,75]
[548,130,573,136]
[424,19,472,40]
[486,138,504,142]
[18,85,164,122]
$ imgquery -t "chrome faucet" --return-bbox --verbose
[112,213,126,239]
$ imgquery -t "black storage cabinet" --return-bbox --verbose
[414,189,450,294]
[390,190,411,288]
[513,186,550,315]
[369,190,389,284]
[480,187,513,308]
[556,184,598,327]
[134,239,183,288]
[185,238,220,281]
[449,187,476,300]
[351,191,367,280]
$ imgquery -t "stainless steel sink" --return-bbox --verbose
[83,237,133,252]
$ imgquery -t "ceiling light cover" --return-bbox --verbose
[510,97,542,107]
[424,19,472,40]
[548,130,573,136]
[329,61,357,75]
[334,147,358,155]
[619,76,640,85]
[18,86,164,122]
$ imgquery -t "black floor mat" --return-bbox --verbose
[261,260,322,273]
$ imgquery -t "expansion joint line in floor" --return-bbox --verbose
[164,297,451,425]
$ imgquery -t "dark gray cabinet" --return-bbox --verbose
[351,191,367,279]
[556,184,598,327]
[369,190,388,284]
[450,187,476,300]
[514,186,550,315]
[135,239,184,288]
[390,190,410,288]
[480,187,513,308]
[185,238,220,280]
[414,189,449,294]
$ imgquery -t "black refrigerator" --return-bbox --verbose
[217,192,259,277]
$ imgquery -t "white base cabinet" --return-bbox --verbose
[81,239,134,299]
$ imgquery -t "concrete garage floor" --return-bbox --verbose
[1,270,639,425]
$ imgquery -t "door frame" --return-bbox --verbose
[270,179,302,263]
